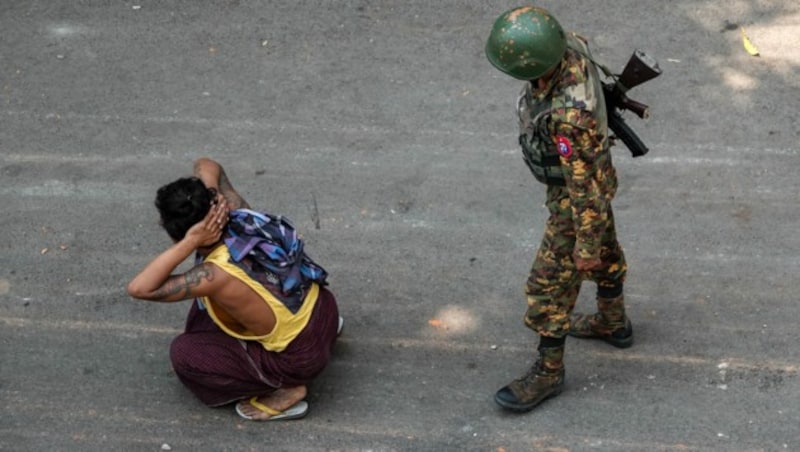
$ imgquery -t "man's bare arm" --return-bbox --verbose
[218,169,250,210]
[194,157,250,210]
[145,263,217,302]
[127,201,228,301]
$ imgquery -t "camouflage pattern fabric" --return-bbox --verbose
[517,33,609,189]
[524,186,626,336]
[519,37,627,337]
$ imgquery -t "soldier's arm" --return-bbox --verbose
[553,112,609,262]
[193,157,251,210]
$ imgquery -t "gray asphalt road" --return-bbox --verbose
[2,1,799,451]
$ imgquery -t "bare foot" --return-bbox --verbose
[236,386,307,421]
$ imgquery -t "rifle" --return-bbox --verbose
[602,50,661,157]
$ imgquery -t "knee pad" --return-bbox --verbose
[597,283,623,299]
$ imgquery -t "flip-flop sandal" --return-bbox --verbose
[235,397,309,421]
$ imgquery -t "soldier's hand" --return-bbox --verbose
[575,256,602,272]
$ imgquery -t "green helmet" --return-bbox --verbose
[485,6,567,80]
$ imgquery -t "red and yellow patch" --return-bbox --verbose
[556,135,573,158]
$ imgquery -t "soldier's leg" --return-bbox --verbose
[569,205,633,348]
[495,188,580,412]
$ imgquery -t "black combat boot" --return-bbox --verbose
[569,292,633,348]
[495,340,565,412]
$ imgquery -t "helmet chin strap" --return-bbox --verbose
[531,63,561,94]
[534,66,557,88]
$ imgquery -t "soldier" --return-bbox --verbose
[485,6,634,412]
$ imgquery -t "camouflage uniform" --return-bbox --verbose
[519,34,627,338]
[489,7,634,412]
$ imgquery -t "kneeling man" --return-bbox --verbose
[127,157,340,421]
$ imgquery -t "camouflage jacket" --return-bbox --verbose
[517,34,618,260]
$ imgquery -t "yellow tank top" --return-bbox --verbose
[201,245,319,352]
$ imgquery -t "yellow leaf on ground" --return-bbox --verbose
[741,27,760,56]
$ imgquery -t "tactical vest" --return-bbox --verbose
[517,34,608,186]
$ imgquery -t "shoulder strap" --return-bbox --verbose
[566,32,615,79]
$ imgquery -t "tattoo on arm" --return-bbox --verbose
[219,171,250,209]
[152,263,215,300]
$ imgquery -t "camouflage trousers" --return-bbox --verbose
[524,185,627,337]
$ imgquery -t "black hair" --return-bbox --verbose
[154,177,215,241]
